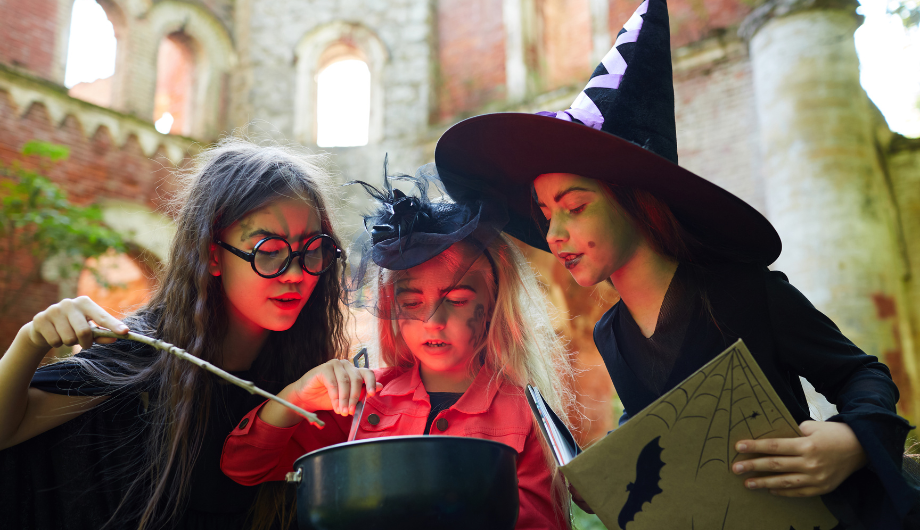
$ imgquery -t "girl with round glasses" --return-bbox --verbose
[215,233,342,279]
[0,139,346,530]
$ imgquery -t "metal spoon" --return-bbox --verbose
[347,348,369,442]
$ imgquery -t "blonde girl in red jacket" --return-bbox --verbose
[221,164,577,529]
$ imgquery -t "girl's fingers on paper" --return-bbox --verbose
[744,472,814,491]
[732,455,804,475]
[735,437,804,455]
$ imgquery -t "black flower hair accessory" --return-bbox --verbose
[344,158,508,321]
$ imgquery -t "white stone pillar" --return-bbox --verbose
[503,0,528,103]
[745,0,912,397]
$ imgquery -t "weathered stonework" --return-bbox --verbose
[673,36,765,215]
[748,6,918,420]
[0,71,187,354]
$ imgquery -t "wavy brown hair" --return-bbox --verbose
[67,139,348,529]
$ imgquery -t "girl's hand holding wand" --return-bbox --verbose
[1,297,128,450]
[733,421,868,497]
[24,296,129,353]
[260,359,382,428]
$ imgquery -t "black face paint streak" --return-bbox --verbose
[588,241,596,248]
[238,217,255,243]
[467,304,486,346]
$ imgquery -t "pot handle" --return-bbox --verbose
[285,469,302,484]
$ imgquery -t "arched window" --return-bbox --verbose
[294,22,388,146]
[316,53,371,147]
[65,0,117,107]
[77,250,157,320]
[153,32,196,135]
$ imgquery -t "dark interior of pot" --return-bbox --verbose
[291,436,519,530]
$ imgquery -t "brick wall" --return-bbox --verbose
[0,89,179,350]
[539,0,594,91]
[0,0,58,80]
[436,0,507,121]
[153,33,196,134]
[673,41,765,214]
[609,0,753,49]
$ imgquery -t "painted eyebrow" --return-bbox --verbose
[536,186,596,208]
[394,286,422,296]
[393,284,478,296]
[243,228,320,241]
[444,284,477,296]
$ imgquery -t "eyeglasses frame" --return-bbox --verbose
[215,234,342,278]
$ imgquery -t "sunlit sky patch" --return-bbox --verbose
[316,60,371,147]
[856,0,920,137]
[64,0,920,138]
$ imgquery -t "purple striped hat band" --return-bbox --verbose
[536,0,648,131]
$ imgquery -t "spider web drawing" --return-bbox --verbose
[639,344,799,478]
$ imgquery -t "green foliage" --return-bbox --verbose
[0,141,127,316]
[572,503,608,530]
[889,0,920,29]
[20,140,71,162]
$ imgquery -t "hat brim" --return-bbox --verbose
[435,113,781,265]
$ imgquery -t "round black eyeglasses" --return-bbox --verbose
[215,234,342,278]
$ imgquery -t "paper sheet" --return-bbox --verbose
[561,340,838,530]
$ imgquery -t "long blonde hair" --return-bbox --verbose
[373,233,577,521]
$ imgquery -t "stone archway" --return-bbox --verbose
[144,1,235,139]
[77,247,158,319]
[294,22,389,146]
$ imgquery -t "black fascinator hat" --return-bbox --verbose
[434,0,781,265]
[344,159,509,320]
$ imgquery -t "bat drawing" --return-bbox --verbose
[617,436,665,529]
[561,342,836,530]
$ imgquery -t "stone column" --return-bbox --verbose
[503,0,533,103]
[743,0,918,419]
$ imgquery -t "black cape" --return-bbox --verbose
[0,338,280,530]
[594,263,918,529]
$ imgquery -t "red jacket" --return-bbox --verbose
[221,364,568,529]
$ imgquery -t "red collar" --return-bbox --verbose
[378,363,504,415]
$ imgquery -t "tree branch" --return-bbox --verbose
[92,328,325,427]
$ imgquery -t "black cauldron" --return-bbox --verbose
[286,435,519,530]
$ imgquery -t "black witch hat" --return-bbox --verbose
[434,0,780,265]
[344,160,508,320]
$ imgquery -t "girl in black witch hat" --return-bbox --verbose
[433,0,917,528]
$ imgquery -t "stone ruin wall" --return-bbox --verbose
[0,66,194,355]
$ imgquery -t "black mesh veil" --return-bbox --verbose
[344,161,509,321]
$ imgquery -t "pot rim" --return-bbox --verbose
[292,435,516,467]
